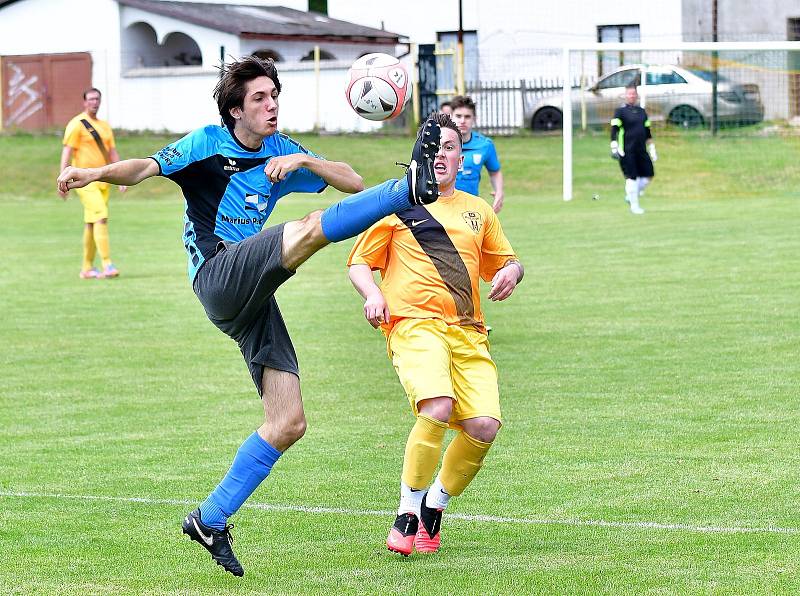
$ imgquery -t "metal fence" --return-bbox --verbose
[457,78,582,135]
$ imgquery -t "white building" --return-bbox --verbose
[0,0,406,132]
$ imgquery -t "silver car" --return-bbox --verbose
[525,64,764,131]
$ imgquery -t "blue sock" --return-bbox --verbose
[198,432,281,529]
[320,178,409,242]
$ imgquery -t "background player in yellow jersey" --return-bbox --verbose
[59,88,126,279]
[347,114,523,556]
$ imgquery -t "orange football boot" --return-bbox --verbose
[415,494,443,553]
[386,512,418,556]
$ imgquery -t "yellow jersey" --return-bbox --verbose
[347,189,517,334]
[62,112,116,169]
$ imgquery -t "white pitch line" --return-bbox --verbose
[0,490,797,536]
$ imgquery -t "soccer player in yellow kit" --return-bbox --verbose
[348,113,523,556]
[59,88,126,279]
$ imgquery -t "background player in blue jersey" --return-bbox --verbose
[450,95,504,213]
[610,85,658,215]
[57,56,441,577]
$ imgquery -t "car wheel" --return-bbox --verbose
[668,106,704,129]
[531,107,563,131]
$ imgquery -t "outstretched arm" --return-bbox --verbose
[108,148,128,193]
[348,263,390,328]
[57,158,160,195]
[264,154,364,193]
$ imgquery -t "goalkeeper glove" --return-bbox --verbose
[610,140,624,159]
[648,143,658,162]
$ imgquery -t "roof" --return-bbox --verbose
[117,0,405,43]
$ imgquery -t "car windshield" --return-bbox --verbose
[688,69,730,83]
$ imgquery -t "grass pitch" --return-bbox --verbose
[1,130,799,594]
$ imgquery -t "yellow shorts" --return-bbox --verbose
[76,182,110,223]
[387,318,501,429]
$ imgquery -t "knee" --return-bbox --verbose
[277,412,307,447]
[418,397,453,423]
[282,210,327,271]
[297,210,325,246]
[464,417,500,443]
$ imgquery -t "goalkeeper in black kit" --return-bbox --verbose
[610,84,657,215]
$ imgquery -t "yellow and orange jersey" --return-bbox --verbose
[347,189,517,333]
[63,112,116,169]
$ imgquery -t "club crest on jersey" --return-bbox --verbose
[472,153,482,165]
[462,210,483,234]
[245,194,269,213]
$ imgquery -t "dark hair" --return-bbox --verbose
[83,88,102,99]
[419,112,462,147]
[449,95,476,114]
[439,100,451,109]
[214,56,282,129]
[625,83,638,91]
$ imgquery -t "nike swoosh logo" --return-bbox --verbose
[411,219,428,227]
[193,518,214,546]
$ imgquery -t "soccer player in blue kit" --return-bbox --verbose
[449,95,504,213]
[57,56,441,577]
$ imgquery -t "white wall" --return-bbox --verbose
[118,69,220,131]
[115,61,389,133]
[325,0,683,80]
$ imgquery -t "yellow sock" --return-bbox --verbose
[401,414,448,490]
[438,431,492,497]
[82,225,96,271]
[93,221,112,267]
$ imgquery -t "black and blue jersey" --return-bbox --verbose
[151,125,327,281]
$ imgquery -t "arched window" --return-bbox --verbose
[161,32,202,66]
[122,23,202,70]
[300,49,336,61]
[252,49,283,62]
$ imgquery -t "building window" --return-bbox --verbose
[252,49,283,62]
[122,22,202,71]
[300,49,336,61]
[597,24,640,76]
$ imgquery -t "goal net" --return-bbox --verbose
[555,42,800,200]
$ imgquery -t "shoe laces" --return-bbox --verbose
[222,523,235,544]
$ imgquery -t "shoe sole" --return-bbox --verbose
[387,544,412,556]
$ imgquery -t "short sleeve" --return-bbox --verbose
[479,209,517,282]
[271,135,327,197]
[346,217,395,272]
[151,127,211,177]
[63,119,81,149]
[484,140,501,172]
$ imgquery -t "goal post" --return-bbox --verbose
[561,41,800,201]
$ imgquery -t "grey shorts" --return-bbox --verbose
[193,223,298,395]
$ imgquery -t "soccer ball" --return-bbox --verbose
[346,53,412,121]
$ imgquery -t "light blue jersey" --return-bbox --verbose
[151,125,326,281]
[455,131,501,196]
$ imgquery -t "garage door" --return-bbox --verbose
[1,52,91,130]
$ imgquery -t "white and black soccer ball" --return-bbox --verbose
[346,53,412,121]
